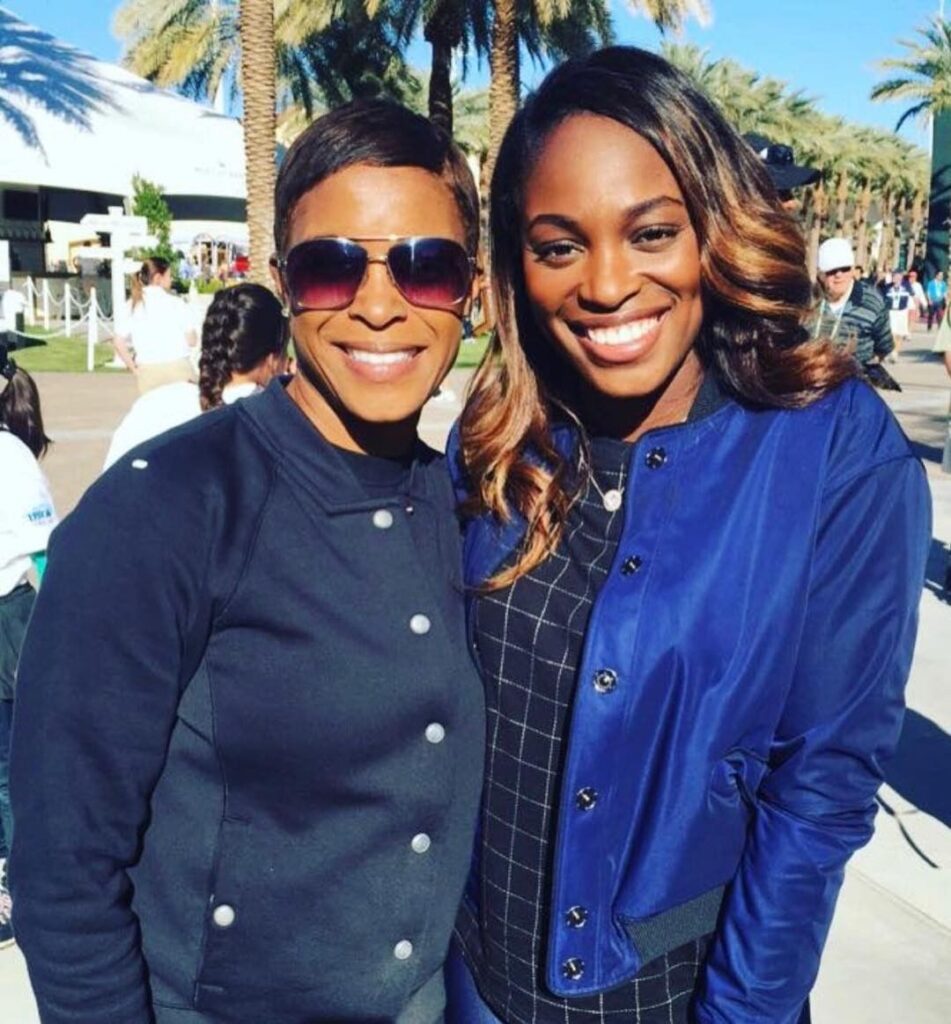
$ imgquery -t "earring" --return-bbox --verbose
[281,306,290,319]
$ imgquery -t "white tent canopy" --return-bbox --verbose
[0,6,246,200]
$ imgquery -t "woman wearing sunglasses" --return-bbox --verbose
[11,100,483,1024]
[444,49,930,1024]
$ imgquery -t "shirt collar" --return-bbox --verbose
[237,377,438,513]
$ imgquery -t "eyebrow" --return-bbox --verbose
[525,195,685,234]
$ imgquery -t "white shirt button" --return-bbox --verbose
[409,614,431,635]
[372,509,394,530]
[425,722,445,745]
[212,904,236,928]
[393,939,414,960]
[411,833,431,854]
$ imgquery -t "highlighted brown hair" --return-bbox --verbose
[460,46,857,589]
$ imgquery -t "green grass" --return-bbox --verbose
[454,333,490,368]
[9,329,122,373]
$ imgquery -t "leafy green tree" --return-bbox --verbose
[131,174,176,264]
[871,16,951,129]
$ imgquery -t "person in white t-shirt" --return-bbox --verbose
[113,257,198,395]
[1,288,27,346]
[103,284,289,470]
[0,350,57,948]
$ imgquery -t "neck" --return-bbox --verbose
[579,349,705,444]
[824,282,853,306]
[286,360,418,459]
[226,370,258,391]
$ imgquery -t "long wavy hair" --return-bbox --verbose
[460,46,857,589]
[198,284,287,410]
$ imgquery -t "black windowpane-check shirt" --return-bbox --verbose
[456,430,709,1024]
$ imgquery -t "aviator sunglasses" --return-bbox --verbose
[273,236,475,315]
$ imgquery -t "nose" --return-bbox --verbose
[347,256,408,328]
[577,244,641,310]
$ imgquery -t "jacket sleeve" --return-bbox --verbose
[694,454,930,1024]
[9,462,217,1024]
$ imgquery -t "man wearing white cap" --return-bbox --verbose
[815,238,895,368]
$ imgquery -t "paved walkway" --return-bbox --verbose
[2,334,949,1022]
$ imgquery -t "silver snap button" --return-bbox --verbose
[425,722,445,744]
[592,668,617,694]
[212,904,236,928]
[393,939,414,960]
[411,833,431,854]
[562,956,585,980]
[575,787,598,811]
[372,509,394,530]
[409,614,431,635]
[131,458,148,470]
[565,905,589,928]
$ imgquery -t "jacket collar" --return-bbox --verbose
[237,377,438,514]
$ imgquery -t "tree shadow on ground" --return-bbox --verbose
[0,9,117,152]
[886,709,951,831]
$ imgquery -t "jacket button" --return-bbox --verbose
[565,905,588,928]
[409,614,431,635]
[575,787,598,811]
[212,904,236,928]
[592,669,617,694]
[620,555,643,575]
[645,447,667,469]
[425,722,445,744]
[394,939,414,960]
[562,957,585,981]
[411,833,431,853]
[372,509,394,529]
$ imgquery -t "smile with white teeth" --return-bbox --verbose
[585,313,665,346]
[345,347,418,365]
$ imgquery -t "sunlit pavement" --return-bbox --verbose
[1,333,949,1022]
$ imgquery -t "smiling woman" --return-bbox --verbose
[445,46,931,1024]
[10,99,486,1024]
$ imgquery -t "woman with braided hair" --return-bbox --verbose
[197,283,289,410]
[103,283,289,469]
[0,348,56,949]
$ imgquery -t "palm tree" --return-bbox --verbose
[238,0,276,286]
[873,16,951,276]
[114,0,415,115]
[871,16,951,129]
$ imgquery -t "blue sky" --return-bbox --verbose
[20,0,940,147]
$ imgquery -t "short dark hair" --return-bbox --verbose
[198,284,287,410]
[274,98,479,256]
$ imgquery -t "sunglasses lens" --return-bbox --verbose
[285,239,366,311]
[388,238,471,309]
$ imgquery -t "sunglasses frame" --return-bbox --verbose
[271,235,477,315]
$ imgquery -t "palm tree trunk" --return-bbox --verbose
[806,181,827,277]
[854,184,872,269]
[834,171,849,236]
[425,2,460,136]
[487,0,519,187]
[239,0,276,287]
[879,191,895,272]
[907,190,925,267]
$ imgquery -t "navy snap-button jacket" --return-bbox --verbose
[447,379,930,1024]
[10,380,485,1024]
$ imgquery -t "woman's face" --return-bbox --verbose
[276,164,470,450]
[521,114,704,409]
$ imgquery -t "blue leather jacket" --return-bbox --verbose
[447,379,930,1024]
